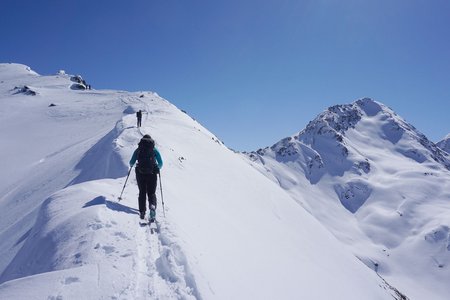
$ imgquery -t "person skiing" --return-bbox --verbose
[129,134,163,222]
[136,110,142,127]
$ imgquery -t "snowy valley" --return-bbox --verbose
[0,63,449,300]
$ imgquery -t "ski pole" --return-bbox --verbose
[118,167,132,201]
[158,172,165,217]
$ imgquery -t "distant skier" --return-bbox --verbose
[136,110,142,127]
[129,134,163,222]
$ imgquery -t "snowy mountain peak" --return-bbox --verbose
[252,98,449,180]
[301,97,405,140]
[301,97,386,136]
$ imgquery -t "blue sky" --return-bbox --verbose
[1,0,449,150]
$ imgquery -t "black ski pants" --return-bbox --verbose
[137,117,142,127]
[136,170,157,214]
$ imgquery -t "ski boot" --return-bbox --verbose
[149,205,156,223]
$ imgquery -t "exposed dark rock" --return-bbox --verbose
[71,83,86,90]
[12,85,37,96]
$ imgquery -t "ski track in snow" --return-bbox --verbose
[135,224,154,299]
[101,203,199,300]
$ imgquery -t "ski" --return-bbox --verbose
[149,219,157,234]
[138,218,158,233]
[138,209,158,233]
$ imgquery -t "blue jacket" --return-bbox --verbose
[129,147,163,169]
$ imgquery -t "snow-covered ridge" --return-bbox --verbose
[0,64,400,299]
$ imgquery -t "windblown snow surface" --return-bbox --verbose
[0,63,443,299]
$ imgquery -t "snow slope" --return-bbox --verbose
[245,98,450,300]
[0,64,400,299]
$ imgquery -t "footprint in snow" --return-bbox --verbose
[63,276,80,285]
[102,245,116,254]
